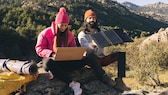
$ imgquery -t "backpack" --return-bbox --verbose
[0,71,38,95]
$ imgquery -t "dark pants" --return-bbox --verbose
[42,58,85,84]
[42,53,105,84]
[117,52,126,77]
[42,52,126,84]
[98,52,126,77]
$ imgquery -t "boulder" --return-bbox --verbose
[24,63,118,95]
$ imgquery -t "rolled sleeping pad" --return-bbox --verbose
[0,59,7,71]
[0,59,38,75]
[21,61,38,75]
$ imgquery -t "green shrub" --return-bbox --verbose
[127,40,168,86]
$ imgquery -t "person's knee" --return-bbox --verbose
[87,53,97,59]
[118,52,126,55]
[44,59,54,70]
[117,52,126,58]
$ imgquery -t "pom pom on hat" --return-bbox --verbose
[55,7,69,24]
[59,7,66,12]
[84,9,96,20]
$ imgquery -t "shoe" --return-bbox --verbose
[69,81,82,95]
[115,78,131,91]
[48,71,54,80]
[100,74,116,88]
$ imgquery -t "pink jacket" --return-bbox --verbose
[35,22,77,58]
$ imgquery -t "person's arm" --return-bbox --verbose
[78,30,105,58]
[78,31,95,53]
[35,29,53,58]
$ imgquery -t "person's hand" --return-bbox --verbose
[50,52,56,60]
[92,40,97,46]
[91,40,97,49]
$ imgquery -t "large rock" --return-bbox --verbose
[24,63,119,95]
[140,27,168,47]
[13,62,167,95]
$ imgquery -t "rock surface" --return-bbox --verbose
[140,27,168,47]
[21,62,168,95]
[24,63,119,95]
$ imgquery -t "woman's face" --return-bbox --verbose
[57,23,68,32]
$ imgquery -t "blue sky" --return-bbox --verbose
[116,0,168,6]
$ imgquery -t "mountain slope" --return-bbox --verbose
[0,0,168,58]
[1,0,168,37]
[121,1,168,23]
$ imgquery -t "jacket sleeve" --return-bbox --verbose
[78,31,105,58]
[78,31,94,53]
[35,30,53,58]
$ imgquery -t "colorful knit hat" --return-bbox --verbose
[84,9,96,20]
[55,7,69,24]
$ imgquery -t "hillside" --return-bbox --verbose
[0,0,168,63]
[121,1,168,23]
[1,0,168,36]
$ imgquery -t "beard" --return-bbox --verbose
[86,21,98,29]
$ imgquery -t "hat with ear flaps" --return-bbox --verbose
[55,7,70,24]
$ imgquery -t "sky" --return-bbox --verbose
[116,0,168,6]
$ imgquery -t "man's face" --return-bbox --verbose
[86,16,97,29]
[86,16,96,23]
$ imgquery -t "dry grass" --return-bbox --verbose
[159,70,168,87]
[104,65,168,91]
[123,70,168,92]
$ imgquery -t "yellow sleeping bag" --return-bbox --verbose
[0,71,38,95]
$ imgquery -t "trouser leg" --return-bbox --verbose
[109,52,126,77]
[117,52,126,77]
[50,62,72,83]
[115,52,131,91]
[85,53,105,79]
[45,59,85,84]
[42,58,50,72]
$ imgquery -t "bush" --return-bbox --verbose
[127,40,168,86]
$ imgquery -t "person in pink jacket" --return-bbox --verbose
[35,7,83,95]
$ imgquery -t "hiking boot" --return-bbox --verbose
[115,78,131,91]
[69,81,82,95]
[100,74,116,88]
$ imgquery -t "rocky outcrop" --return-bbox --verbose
[24,63,118,95]
[21,61,168,95]
[139,27,168,49]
